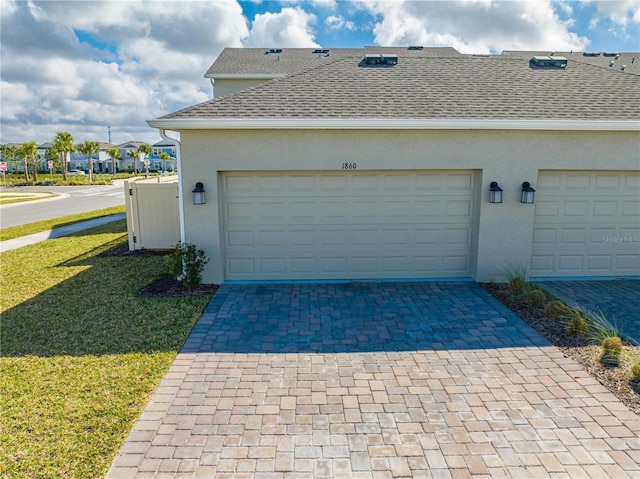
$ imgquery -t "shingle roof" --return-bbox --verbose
[502,50,639,75]
[165,52,640,122]
[205,46,461,77]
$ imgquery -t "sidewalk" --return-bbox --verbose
[0,213,126,253]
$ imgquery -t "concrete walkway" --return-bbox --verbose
[539,279,640,345]
[108,282,639,478]
[0,213,125,253]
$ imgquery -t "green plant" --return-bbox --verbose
[601,336,623,366]
[166,242,210,290]
[507,276,526,296]
[631,362,640,383]
[545,299,568,320]
[526,288,546,309]
[566,308,588,336]
[1,220,211,478]
[587,309,621,344]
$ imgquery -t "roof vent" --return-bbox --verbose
[407,46,423,50]
[530,56,568,69]
[312,49,330,57]
[621,65,627,71]
[603,52,619,57]
[363,54,398,66]
[265,48,283,54]
[583,52,601,57]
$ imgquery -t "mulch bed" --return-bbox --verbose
[482,283,639,415]
[136,276,218,298]
[98,243,219,297]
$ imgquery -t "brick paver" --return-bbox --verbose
[108,282,639,478]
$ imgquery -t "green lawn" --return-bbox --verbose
[0,220,212,478]
[0,205,126,242]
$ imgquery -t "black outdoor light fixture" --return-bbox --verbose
[520,182,536,204]
[489,181,503,204]
[192,182,205,205]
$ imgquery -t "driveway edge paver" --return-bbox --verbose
[108,282,640,478]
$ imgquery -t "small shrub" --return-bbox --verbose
[165,242,210,290]
[526,289,546,309]
[588,309,620,344]
[631,362,640,383]
[507,277,526,296]
[545,300,568,320]
[566,309,588,337]
[601,336,623,366]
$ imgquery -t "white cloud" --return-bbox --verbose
[587,0,640,27]
[245,6,320,47]
[356,0,589,53]
[325,14,356,31]
[0,1,249,144]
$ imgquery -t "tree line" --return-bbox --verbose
[0,132,155,184]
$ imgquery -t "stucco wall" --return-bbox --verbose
[177,129,640,284]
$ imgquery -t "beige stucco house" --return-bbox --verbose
[148,47,639,285]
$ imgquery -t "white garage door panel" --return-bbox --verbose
[222,171,475,280]
[531,171,640,278]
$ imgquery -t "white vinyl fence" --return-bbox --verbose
[124,177,180,250]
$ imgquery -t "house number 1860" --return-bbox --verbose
[342,162,357,170]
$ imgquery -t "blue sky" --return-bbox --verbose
[1,1,638,145]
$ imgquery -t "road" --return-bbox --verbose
[0,184,126,228]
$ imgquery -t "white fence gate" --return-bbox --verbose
[125,178,180,250]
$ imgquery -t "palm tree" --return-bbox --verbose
[138,143,152,176]
[21,141,38,183]
[17,144,30,181]
[106,147,121,175]
[159,152,170,174]
[52,131,75,181]
[78,141,99,183]
[127,149,139,175]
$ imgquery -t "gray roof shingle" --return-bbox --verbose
[164,52,640,122]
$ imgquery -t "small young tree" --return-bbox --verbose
[159,152,170,173]
[23,141,38,183]
[127,149,139,175]
[52,131,75,181]
[106,147,121,175]
[138,143,152,176]
[77,141,99,183]
[17,144,30,181]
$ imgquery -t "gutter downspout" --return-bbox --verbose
[210,78,215,98]
[159,129,185,244]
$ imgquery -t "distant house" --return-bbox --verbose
[149,140,177,172]
[69,142,114,173]
[144,46,636,285]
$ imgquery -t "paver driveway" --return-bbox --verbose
[108,282,639,478]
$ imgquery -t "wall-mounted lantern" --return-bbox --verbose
[489,181,503,204]
[192,182,205,205]
[520,182,536,204]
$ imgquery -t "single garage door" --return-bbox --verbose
[221,170,476,281]
[531,171,640,278]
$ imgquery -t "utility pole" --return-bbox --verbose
[108,126,112,144]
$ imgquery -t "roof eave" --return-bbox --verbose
[148,118,640,131]
[204,73,287,80]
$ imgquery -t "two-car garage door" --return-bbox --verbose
[221,171,475,281]
[531,171,640,277]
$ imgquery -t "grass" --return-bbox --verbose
[0,191,57,205]
[0,220,212,478]
[1,172,140,187]
[0,205,126,242]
